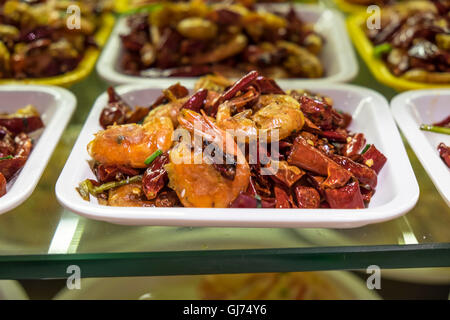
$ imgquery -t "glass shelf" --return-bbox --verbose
[0,14,449,279]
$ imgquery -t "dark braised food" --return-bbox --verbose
[120,0,324,79]
[366,0,450,83]
[78,71,387,209]
[0,105,44,197]
[0,0,109,79]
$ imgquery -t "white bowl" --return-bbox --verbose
[96,4,358,86]
[55,82,418,228]
[391,89,450,207]
[0,86,76,215]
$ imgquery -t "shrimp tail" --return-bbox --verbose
[178,109,233,155]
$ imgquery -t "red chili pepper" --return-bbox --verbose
[210,71,260,116]
[0,173,6,198]
[324,180,365,209]
[142,152,170,200]
[181,88,208,113]
[361,145,387,174]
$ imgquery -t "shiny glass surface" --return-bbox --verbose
[0,3,449,279]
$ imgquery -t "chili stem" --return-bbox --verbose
[420,125,450,135]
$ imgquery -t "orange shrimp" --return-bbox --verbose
[87,116,174,168]
[165,109,250,207]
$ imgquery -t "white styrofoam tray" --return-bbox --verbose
[0,86,76,215]
[391,89,450,207]
[96,4,358,86]
[55,82,418,228]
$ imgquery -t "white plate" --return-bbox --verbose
[55,82,418,228]
[0,86,76,215]
[391,89,450,207]
[53,271,381,300]
[96,4,358,86]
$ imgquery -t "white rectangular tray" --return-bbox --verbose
[391,89,450,207]
[55,82,418,228]
[96,4,358,86]
[0,86,76,215]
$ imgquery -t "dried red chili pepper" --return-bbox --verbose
[142,152,170,200]
[0,172,6,198]
[182,88,208,113]
[94,164,141,183]
[324,180,365,209]
[0,116,44,135]
[330,154,378,190]
[274,186,291,208]
[360,145,387,174]
[437,143,450,168]
[342,133,366,158]
[230,193,275,208]
[253,76,285,95]
[294,185,320,209]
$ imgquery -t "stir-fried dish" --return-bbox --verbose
[366,0,450,83]
[77,71,387,209]
[421,115,450,168]
[199,272,340,300]
[120,0,324,78]
[0,0,109,79]
[0,105,44,197]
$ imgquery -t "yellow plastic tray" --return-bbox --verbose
[333,0,367,14]
[0,13,115,87]
[347,13,450,91]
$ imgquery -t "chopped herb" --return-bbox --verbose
[76,179,95,201]
[255,194,262,208]
[373,43,392,59]
[144,149,163,165]
[77,175,143,201]
[0,155,13,161]
[93,175,143,194]
[361,144,371,155]
[420,124,450,135]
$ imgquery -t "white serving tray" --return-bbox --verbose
[55,82,418,228]
[391,89,450,207]
[96,4,358,86]
[0,86,76,215]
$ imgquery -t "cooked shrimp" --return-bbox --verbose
[277,41,323,78]
[165,109,250,207]
[143,97,189,127]
[88,116,174,168]
[216,94,305,142]
[190,34,248,65]
[108,182,154,207]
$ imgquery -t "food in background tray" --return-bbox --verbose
[0,105,44,197]
[199,272,341,300]
[420,115,450,168]
[119,0,324,78]
[366,0,450,84]
[0,0,110,79]
[77,71,387,209]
